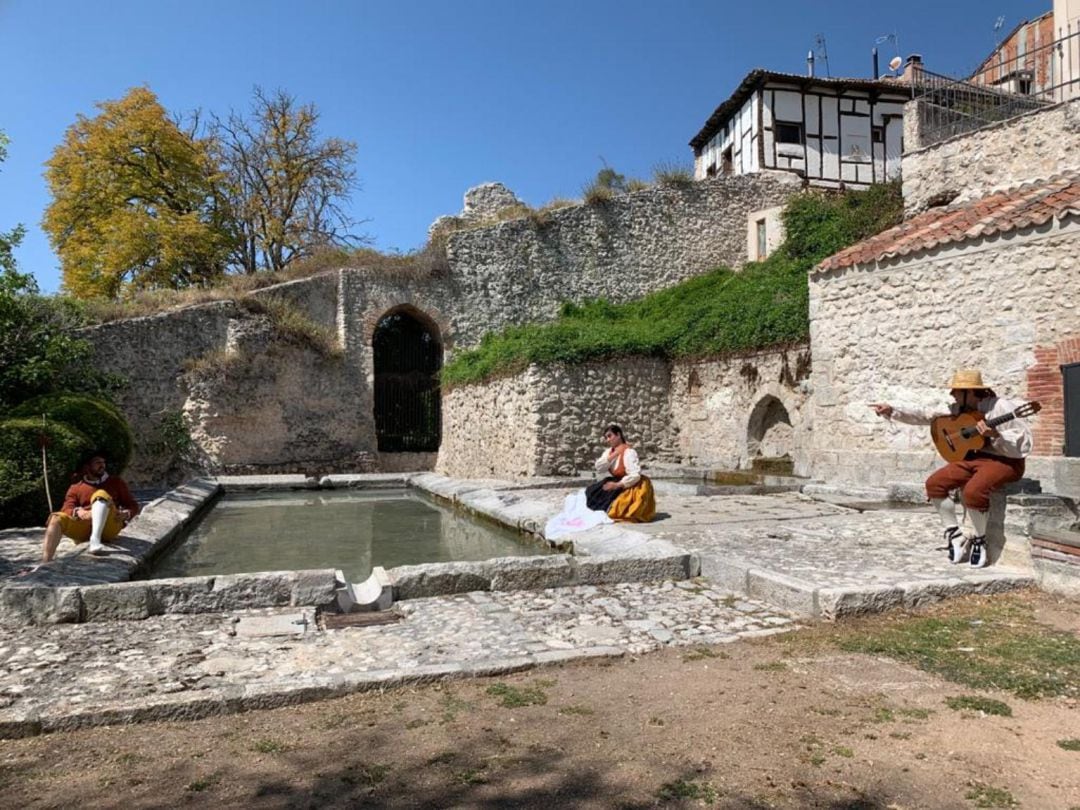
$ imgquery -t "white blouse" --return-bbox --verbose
[594,446,642,488]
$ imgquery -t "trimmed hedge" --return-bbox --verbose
[9,393,133,474]
[0,418,93,529]
[442,183,902,387]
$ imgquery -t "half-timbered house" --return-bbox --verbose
[690,69,912,189]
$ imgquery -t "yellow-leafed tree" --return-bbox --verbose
[43,87,231,298]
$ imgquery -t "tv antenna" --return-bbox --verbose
[814,33,831,77]
[993,15,1006,47]
[875,32,901,74]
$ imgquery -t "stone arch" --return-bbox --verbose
[371,305,443,452]
[746,394,793,460]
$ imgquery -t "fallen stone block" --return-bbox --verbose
[290,569,339,607]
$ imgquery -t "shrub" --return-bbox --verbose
[652,161,695,188]
[0,417,93,529]
[9,392,133,474]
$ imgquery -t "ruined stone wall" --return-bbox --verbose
[806,220,1080,496]
[670,347,812,474]
[438,358,676,479]
[441,172,802,347]
[903,98,1080,214]
[437,370,541,480]
[86,294,367,484]
[85,172,801,483]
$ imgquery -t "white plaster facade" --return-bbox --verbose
[692,72,909,188]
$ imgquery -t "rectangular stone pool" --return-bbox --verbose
[149,488,551,583]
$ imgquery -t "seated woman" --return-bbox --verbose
[585,424,656,523]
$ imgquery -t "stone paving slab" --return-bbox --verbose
[496,485,1036,618]
[0,579,794,737]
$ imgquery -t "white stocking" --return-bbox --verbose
[931,498,957,531]
[969,509,988,539]
[89,499,110,546]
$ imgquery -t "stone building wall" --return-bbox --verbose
[903,97,1080,214]
[436,348,808,480]
[806,219,1080,497]
[669,347,812,473]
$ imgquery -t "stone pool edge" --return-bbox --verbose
[1,473,699,625]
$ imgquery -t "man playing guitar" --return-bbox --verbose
[870,369,1032,568]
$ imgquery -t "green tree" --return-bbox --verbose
[42,87,231,298]
[0,130,95,409]
[210,87,362,274]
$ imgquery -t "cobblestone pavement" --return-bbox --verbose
[0,580,792,736]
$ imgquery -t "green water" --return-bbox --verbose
[150,489,550,583]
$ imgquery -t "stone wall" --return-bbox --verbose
[903,97,1080,214]
[437,348,809,480]
[85,172,801,483]
[670,347,812,474]
[806,219,1080,497]
[440,172,802,347]
[87,297,369,484]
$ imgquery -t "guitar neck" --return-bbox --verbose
[985,410,1021,429]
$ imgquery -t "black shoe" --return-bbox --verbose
[969,536,988,568]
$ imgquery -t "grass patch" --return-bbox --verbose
[439,691,471,724]
[683,646,726,662]
[453,768,489,786]
[889,731,912,740]
[832,745,854,758]
[486,682,548,708]
[752,661,788,672]
[251,738,288,754]
[965,782,1019,808]
[836,599,1080,700]
[558,704,595,717]
[945,695,1013,717]
[872,707,895,723]
[442,183,902,387]
[652,161,695,188]
[657,778,718,803]
[898,707,933,720]
[340,763,389,787]
[1058,738,1080,751]
[185,773,221,792]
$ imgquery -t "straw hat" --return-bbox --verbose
[947,369,987,389]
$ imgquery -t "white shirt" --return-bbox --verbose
[889,396,1032,459]
[594,446,642,487]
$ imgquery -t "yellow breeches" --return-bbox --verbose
[607,476,656,523]
[50,490,124,544]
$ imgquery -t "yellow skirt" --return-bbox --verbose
[607,476,656,523]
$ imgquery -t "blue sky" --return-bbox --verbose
[0,0,1051,293]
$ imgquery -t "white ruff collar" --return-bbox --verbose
[83,471,109,486]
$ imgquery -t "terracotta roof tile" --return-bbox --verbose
[815,170,1080,273]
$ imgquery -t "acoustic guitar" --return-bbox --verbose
[930,402,1041,462]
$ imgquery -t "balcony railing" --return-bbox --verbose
[911,21,1080,147]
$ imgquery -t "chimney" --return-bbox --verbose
[872,47,879,80]
[901,53,924,84]
[807,50,815,77]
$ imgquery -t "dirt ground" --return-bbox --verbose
[2,590,1078,809]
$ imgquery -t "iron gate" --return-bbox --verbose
[373,312,442,452]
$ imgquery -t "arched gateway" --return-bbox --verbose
[372,308,442,452]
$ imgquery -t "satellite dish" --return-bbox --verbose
[888,55,903,71]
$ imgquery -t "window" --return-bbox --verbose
[775,122,803,145]
[871,125,885,144]
[722,146,734,174]
[1065,362,1080,457]
[706,162,718,178]
[756,219,767,259]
